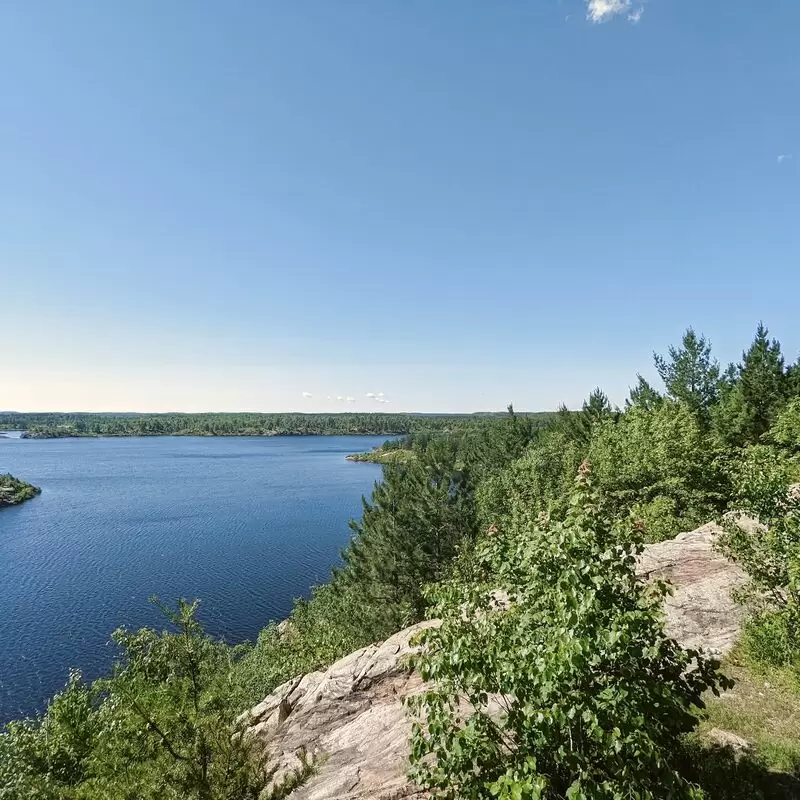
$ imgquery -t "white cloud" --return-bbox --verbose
[326,395,332,400]
[586,0,639,23]
[301,391,313,398]
[366,392,376,398]
[376,392,385,397]
[346,396,355,403]
[376,398,390,404]
[336,395,345,401]
[778,154,793,165]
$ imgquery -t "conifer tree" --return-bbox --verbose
[713,323,788,447]
[625,374,662,411]
[787,356,800,398]
[556,387,614,446]
[654,328,721,423]
[337,449,476,637]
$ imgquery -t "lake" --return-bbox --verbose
[0,435,386,724]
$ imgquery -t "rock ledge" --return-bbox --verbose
[243,523,746,799]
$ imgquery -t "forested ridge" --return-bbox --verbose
[0,411,554,439]
[2,323,800,799]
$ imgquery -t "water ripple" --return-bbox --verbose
[0,435,385,723]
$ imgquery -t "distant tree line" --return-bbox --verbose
[0,411,554,439]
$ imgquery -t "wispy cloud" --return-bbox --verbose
[346,396,355,403]
[336,395,345,401]
[376,398,390,404]
[586,0,643,23]
[366,392,376,398]
[778,154,793,165]
[301,391,313,399]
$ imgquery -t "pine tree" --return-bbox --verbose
[653,328,721,422]
[557,387,614,446]
[713,323,788,447]
[337,450,476,637]
[625,374,662,411]
[788,356,800,398]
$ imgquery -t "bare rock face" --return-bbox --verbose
[636,523,746,656]
[243,524,746,799]
[240,622,437,800]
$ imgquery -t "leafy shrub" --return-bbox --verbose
[588,402,727,537]
[1,601,267,800]
[408,464,731,799]
[770,397,800,454]
[717,445,800,669]
[630,495,682,543]
[0,671,98,800]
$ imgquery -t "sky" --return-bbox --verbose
[1,0,799,413]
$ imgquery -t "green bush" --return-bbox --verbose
[588,402,727,536]
[0,671,98,800]
[408,464,731,799]
[717,445,800,669]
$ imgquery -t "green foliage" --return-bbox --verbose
[788,358,800,398]
[654,328,722,422]
[625,374,663,411]
[0,671,98,799]
[339,453,476,636]
[0,473,41,507]
[408,464,731,799]
[588,401,727,538]
[475,428,583,531]
[2,411,554,439]
[235,583,374,707]
[556,388,615,447]
[0,601,266,800]
[713,324,789,448]
[629,495,682,543]
[770,397,800,453]
[717,445,800,669]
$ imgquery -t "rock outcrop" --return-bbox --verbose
[241,623,436,800]
[635,522,746,655]
[243,523,746,799]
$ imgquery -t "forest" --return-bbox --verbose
[2,323,799,799]
[0,411,552,439]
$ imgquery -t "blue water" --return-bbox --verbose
[0,435,385,724]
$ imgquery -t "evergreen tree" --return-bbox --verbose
[337,449,476,636]
[654,328,721,422]
[625,374,663,411]
[713,323,788,447]
[787,356,800,398]
[556,387,614,447]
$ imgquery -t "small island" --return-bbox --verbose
[0,473,42,507]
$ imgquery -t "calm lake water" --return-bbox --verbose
[0,435,385,723]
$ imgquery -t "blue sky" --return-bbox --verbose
[2,0,798,413]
